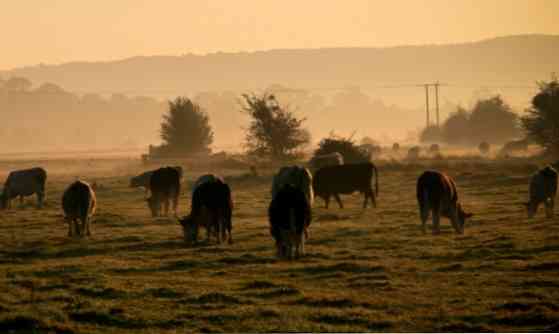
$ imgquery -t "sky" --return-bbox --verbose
[1,0,558,70]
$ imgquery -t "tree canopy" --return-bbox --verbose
[521,76,559,158]
[241,93,310,159]
[160,97,213,156]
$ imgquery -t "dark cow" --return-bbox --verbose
[268,184,311,259]
[179,174,233,245]
[146,167,181,217]
[62,180,97,237]
[309,152,344,170]
[407,146,421,160]
[525,166,558,218]
[313,162,378,209]
[0,167,47,209]
[416,171,472,235]
[130,166,183,195]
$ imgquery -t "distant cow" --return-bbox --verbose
[309,152,344,170]
[130,166,183,195]
[500,139,529,156]
[429,144,440,154]
[392,143,400,152]
[179,174,233,245]
[272,166,314,207]
[416,171,472,235]
[62,180,97,237]
[478,142,491,155]
[0,167,47,209]
[407,146,421,160]
[146,167,181,217]
[268,184,311,259]
[525,166,558,218]
[313,162,378,209]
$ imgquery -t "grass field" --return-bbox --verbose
[0,157,558,333]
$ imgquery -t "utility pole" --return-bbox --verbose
[425,84,430,128]
[434,81,440,127]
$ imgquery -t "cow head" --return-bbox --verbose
[129,178,140,188]
[455,202,473,233]
[179,214,199,246]
[0,193,6,209]
[146,197,159,217]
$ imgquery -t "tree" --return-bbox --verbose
[419,125,443,143]
[160,97,213,156]
[4,76,32,92]
[314,133,370,163]
[441,107,471,144]
[469,95,520,144]
[521,76,559,157]
[241,93,310,159]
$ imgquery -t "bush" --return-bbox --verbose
[314,134,370,163]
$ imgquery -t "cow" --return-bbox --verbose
[130,166,183,195]
[429,144,440,154]
[525,166,558,218]
[272,166,314,207]
[392,143,400,152]
[179,174,233,245]
[407,146,421,160]
[268,184,311,259]
[0,167,47,209]
[416,171,472,235]
[62,180,97,237]
[479,142,491,155]
[313,162,378,209]
[146,167,181,217]
[309,152,344,170]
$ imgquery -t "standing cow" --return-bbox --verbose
[313,162,378,209]
[0,167,47,209]
[268,184,311,259]
[146,167,181,217]
[62,180,97,237]
[525,166,558,218]
[416,171,472,235]
[179,174,233,245]
[130,166,183,195]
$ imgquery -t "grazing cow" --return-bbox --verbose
[525,166,558,218]
[62,180,97,237]
[272,166,314,207]
[309,152,344,170]
[146,167,181,217]
[416,171,472,235]
[179,174,233,245]
[313,162,378,209]
[130,166,183,195]
[392,143,400,152]
[268,184,311,259]
[429,144,440,154]
[0,167,47,209]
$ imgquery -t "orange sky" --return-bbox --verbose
[1,0,558,70]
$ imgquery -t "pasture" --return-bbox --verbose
[0,157,558,333]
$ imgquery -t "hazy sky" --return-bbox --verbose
[2,0,558,70]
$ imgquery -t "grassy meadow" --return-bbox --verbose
[0,155,558,333]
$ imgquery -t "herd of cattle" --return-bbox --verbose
[0,154,557,259]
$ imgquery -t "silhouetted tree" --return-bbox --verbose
[241,93,310,159]
[442,107,471,144]
[469,95,520,144]
[4,77,32,92]
[419,125,442,143]
[160,97,213,156]
[521,76,559,157]
[314,133,370,163]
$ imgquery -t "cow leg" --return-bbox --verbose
[19,196,24,206]
[85,217,91,236]
[545,199,554,218]
[420,205,429,234]
[37,192,44,208]
[324,195,330,209]
[164,198,170,216]
[334,194,344,209]
[370,190,377,208]
[432,210,441,235]
[173,195,179,217]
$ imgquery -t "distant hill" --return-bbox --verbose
[2,34,557,104]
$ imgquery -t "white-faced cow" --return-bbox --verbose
[272,166,314,207]
[525,166,557,218]
[416,171,472,235]
[268,184,311,260]
[62,180,97,237]
[146,167,181,217]
[313,162,378,209]
[179,174,233,246]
